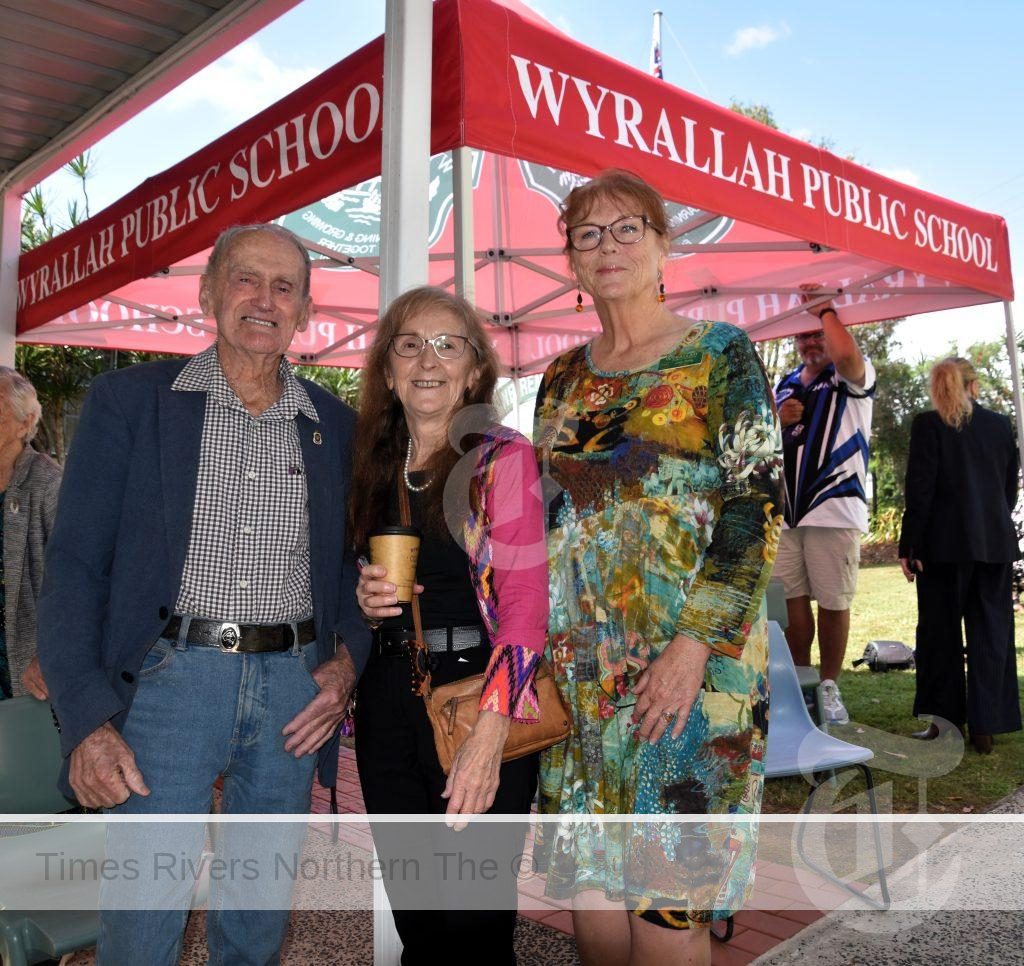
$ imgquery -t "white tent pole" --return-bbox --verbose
[375,4,432,963]
[512,369,524,432]
[1004,301,1024,484]
[0,191,21,367]
[378,0,433,307]
[452,147,475,302]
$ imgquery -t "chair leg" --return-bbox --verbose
[855,763,891,909]
[796,765,891,911]
[710,915,734,942]
[810,686,837,782]
[807,683,827,730]
[330,785,339,845]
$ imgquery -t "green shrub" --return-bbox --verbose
[867,506,901,544]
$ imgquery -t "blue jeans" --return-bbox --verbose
[98,624,321,966]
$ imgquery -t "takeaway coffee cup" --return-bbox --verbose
[368,526,421,603]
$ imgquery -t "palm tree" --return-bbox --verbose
[21,186,55,247]
[65,152,94,219]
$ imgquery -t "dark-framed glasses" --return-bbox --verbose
[566,214,661,252]
[389,333,475,360]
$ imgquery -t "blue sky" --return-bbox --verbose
[38,0,1024,360]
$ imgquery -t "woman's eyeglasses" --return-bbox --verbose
[566,214,661,252]
[389,333,475,360]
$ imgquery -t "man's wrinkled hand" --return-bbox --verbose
[282,646,357,757]
[69,722,149,809]
[21,656,49,701]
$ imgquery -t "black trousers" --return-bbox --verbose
[354,644,538,966]
[913,561,1022,735]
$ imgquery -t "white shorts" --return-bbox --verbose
[774,526,862,611]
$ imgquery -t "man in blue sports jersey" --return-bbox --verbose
[774,286,875,725]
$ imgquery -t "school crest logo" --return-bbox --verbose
[277,151,485,267]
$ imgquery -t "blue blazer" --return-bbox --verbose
[36,359,369,796]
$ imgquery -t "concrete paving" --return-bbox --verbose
[754,784,1024,965]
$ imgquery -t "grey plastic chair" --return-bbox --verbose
[765,578,789,628]
[0,695,105,966]
[766,578,827,727]
[764,622,891,909]
[0,696,74,814]
[0,697,217,965]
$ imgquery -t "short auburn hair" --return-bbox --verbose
[558,169,669,253]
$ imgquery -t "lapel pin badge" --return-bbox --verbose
[312,430,323,446]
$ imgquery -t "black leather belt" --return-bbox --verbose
[162,615,316,653]
[373,624,486,657]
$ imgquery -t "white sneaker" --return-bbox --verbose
[820,679,849,725]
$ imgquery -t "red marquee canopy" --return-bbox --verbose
[15,0,1014,373]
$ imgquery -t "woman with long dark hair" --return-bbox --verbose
[349,285,548,963]
[900,356,1022,753]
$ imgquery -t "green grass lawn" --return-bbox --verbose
[762,563,1024,815]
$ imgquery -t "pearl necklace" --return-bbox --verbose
[404,438,432,492]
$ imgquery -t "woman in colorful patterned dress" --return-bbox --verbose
[533,171,783,965]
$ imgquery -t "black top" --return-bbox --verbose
[380,472,480,630]
[898,403,1020,562]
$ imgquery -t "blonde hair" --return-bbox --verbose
[929,357,977,429]
[0,366,42,442]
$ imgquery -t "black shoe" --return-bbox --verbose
[971,733,994,754]
[911,723,940,741]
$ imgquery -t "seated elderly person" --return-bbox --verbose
[0,366,61,701]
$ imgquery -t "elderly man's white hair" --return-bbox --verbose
[0,366,42,443]
[204,224,313,298]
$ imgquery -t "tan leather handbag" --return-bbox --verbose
[423,657,571,774]
[398,480,571,774]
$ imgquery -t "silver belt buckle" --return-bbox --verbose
[218,622,242,651]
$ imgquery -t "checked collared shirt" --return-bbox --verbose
[172,344,319,622]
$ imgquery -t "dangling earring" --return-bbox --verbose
[575,285,584,313]
[657,271,666,303]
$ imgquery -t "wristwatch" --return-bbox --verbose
[816,307,838,321]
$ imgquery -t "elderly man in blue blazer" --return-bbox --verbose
[37,223,369,965]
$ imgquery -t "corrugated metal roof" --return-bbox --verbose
[0,0,300,186]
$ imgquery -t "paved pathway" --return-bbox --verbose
[315,744,873,965]
[753,785,1024,964]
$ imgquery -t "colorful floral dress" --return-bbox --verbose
[532,320,783,927]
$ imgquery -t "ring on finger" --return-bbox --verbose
[661,710,674,723]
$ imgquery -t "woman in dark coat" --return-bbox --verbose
[899,357,1022,753]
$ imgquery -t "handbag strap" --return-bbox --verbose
[397,474,431,696]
